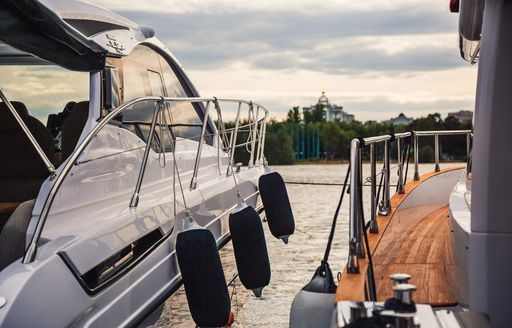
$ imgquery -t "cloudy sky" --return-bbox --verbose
[59,1,482,121]
[2,0,478,123]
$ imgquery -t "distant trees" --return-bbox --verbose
[287,107,301,124]
[264,129,295,164]
[303,104,325,124]
[229,111,472,165]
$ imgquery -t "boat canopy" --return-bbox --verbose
[0,0,152,71]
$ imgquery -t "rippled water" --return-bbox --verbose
[154,162,463,327]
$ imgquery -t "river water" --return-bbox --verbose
[154,163,463,327]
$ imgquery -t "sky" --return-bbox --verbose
[0,0,478,123]
[93,0,478,122]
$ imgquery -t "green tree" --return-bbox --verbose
[264,129,295,164]
[287,106,301,124]
[311,103,325,123]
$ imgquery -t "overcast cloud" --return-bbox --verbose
[100,0,477,121]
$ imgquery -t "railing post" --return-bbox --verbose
[357,148,366,259]
[397,137,405,194]
[129,100,162,208]
[347,138,362,274]
[434,134,440,172]
[259,113,268,166]
[378,139,391,216]
[248,104,259,168]
[226,102,242,176]
[414,132,420,180]
[369,143,379,233]
[190,101,211,190]
[255,113,266,166]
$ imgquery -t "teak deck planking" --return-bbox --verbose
[335,167,463,305]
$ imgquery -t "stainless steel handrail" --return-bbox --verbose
[414,130,471,136]
[23,95,269,264]
[346,129,472,275]
[412,129,472,180]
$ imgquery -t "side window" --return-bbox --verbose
[118,44,210,149]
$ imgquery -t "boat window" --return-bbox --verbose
[0,65,89,125]
[0,64,88,223]
[119,44,210,148]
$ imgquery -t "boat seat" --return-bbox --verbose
[47,101,76,138]
[0,199,35,272]
[61,101,89,160]
[0,101,55,203]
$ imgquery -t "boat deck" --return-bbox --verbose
[373,205,456,305]
[336,167,462,306]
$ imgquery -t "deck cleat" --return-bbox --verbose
[390,273,411,286]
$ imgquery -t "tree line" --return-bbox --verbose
[231,112,472,165]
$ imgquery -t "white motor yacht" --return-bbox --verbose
[0,0,278,326]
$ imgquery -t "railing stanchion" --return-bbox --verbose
[248,104,259,168]
[255,113,265,166]
[357,147,366,259]
[434,134,440,172]
[378,139,391,215]
[129,101,162,208]
[190,101,211,190]
[347,138,362,274]
[259,113,268,166]
[369,143,379,233]
[397,138,405,194]
[227,102,242,176]
[414,132,420,180]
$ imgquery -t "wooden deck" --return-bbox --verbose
[335,167,463,305]
[373,206,456,305]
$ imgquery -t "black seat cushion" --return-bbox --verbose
[0,199,35,271]
[0,102,54,202]
[61,101,89,160]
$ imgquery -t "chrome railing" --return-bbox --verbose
[413,130,472,180]
[346,130,472,275]
[23,96,269,264]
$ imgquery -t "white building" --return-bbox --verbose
[447,110,473,124]
[302,92,354,122]
[384,113,413,126]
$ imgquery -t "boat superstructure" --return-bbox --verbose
[0,0,276,327]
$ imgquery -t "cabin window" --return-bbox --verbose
[0,64,89,230]
[118,44,210,149]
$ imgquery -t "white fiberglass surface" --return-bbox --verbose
[0,65,89,123]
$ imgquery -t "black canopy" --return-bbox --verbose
[0,0,106,71]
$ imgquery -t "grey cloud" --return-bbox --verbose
[120,4,462,74]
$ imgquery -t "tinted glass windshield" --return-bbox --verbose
[0,65,89,123]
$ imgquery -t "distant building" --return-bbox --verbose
[447,110,473,124]
[302,92,354,122]
[384,113,413,126]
